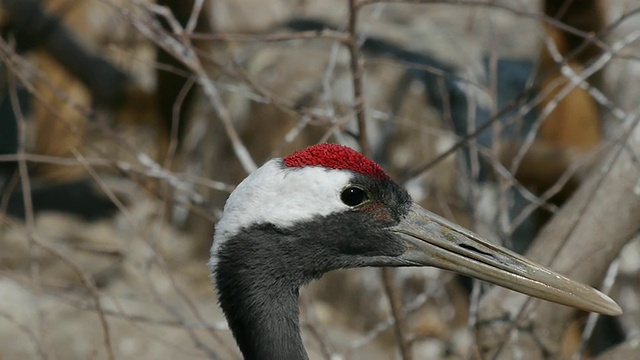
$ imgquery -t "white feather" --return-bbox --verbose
[209,159,353,271]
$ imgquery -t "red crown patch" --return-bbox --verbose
[283,144,390,181]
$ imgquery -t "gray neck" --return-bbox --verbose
[214,226,313,360]
[228,285,307,360]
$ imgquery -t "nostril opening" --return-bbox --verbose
[459,243,495,258]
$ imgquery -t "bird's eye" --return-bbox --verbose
[340,186,369,207]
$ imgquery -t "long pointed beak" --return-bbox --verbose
[391,204,622,316]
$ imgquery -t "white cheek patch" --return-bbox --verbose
[209,159,353,271]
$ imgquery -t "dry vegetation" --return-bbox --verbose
[1,0,640,359]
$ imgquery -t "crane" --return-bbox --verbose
[209,143,621,360]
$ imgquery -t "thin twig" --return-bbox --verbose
[345,1,411,358]
[33,238,116,360]
[381,268,413,360]
[4,39,49,360]
[189,29,349,43]
[0,308,48,359]
[347,0,370,157]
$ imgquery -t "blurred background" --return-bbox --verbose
[1,0,639,358]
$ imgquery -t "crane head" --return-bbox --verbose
[210,143,621,316]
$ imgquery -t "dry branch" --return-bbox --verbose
[475,117,640,358]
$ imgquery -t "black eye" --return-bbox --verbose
[340,186,368,207]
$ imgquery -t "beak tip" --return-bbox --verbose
[573,286,622,316]
[599,304,623,316]
[596,291,623,316]
[609,305,624,316]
